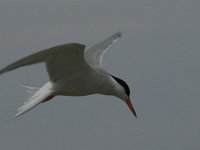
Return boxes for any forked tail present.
[15,81,54,117]
[0,82,54,126]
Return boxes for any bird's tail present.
[18,84,39,97]
[15,81,54,117]
[0,82,54,126]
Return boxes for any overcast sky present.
[0,0,200,150]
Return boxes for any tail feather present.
[19,84,39,92]
[15,82,54,117]
[19,84,39,101]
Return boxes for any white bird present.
[0,32,137,119]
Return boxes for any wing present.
[84,32,122,69]
[0,43,91,80]
[45,44,91,80]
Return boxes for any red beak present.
[125,96,137,118]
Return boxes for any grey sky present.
[0,0,200,150]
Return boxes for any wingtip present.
[107,32,122,43]
[113,32,122,38]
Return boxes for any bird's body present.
[53,69,112,96]
[0,32,137,118]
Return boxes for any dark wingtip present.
[112,32,122,38]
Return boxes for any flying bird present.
[0,32,137,119]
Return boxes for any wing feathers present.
[0,43,85,76]
[84,32,122,68]
[0,48,50,75]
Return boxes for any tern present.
[0,32,137,119]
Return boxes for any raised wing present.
[84,32,122,69]
[45,44,91,80]
[0,43,90,80]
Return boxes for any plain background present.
[0,0,200,150]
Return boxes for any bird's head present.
[111,75,137,118]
